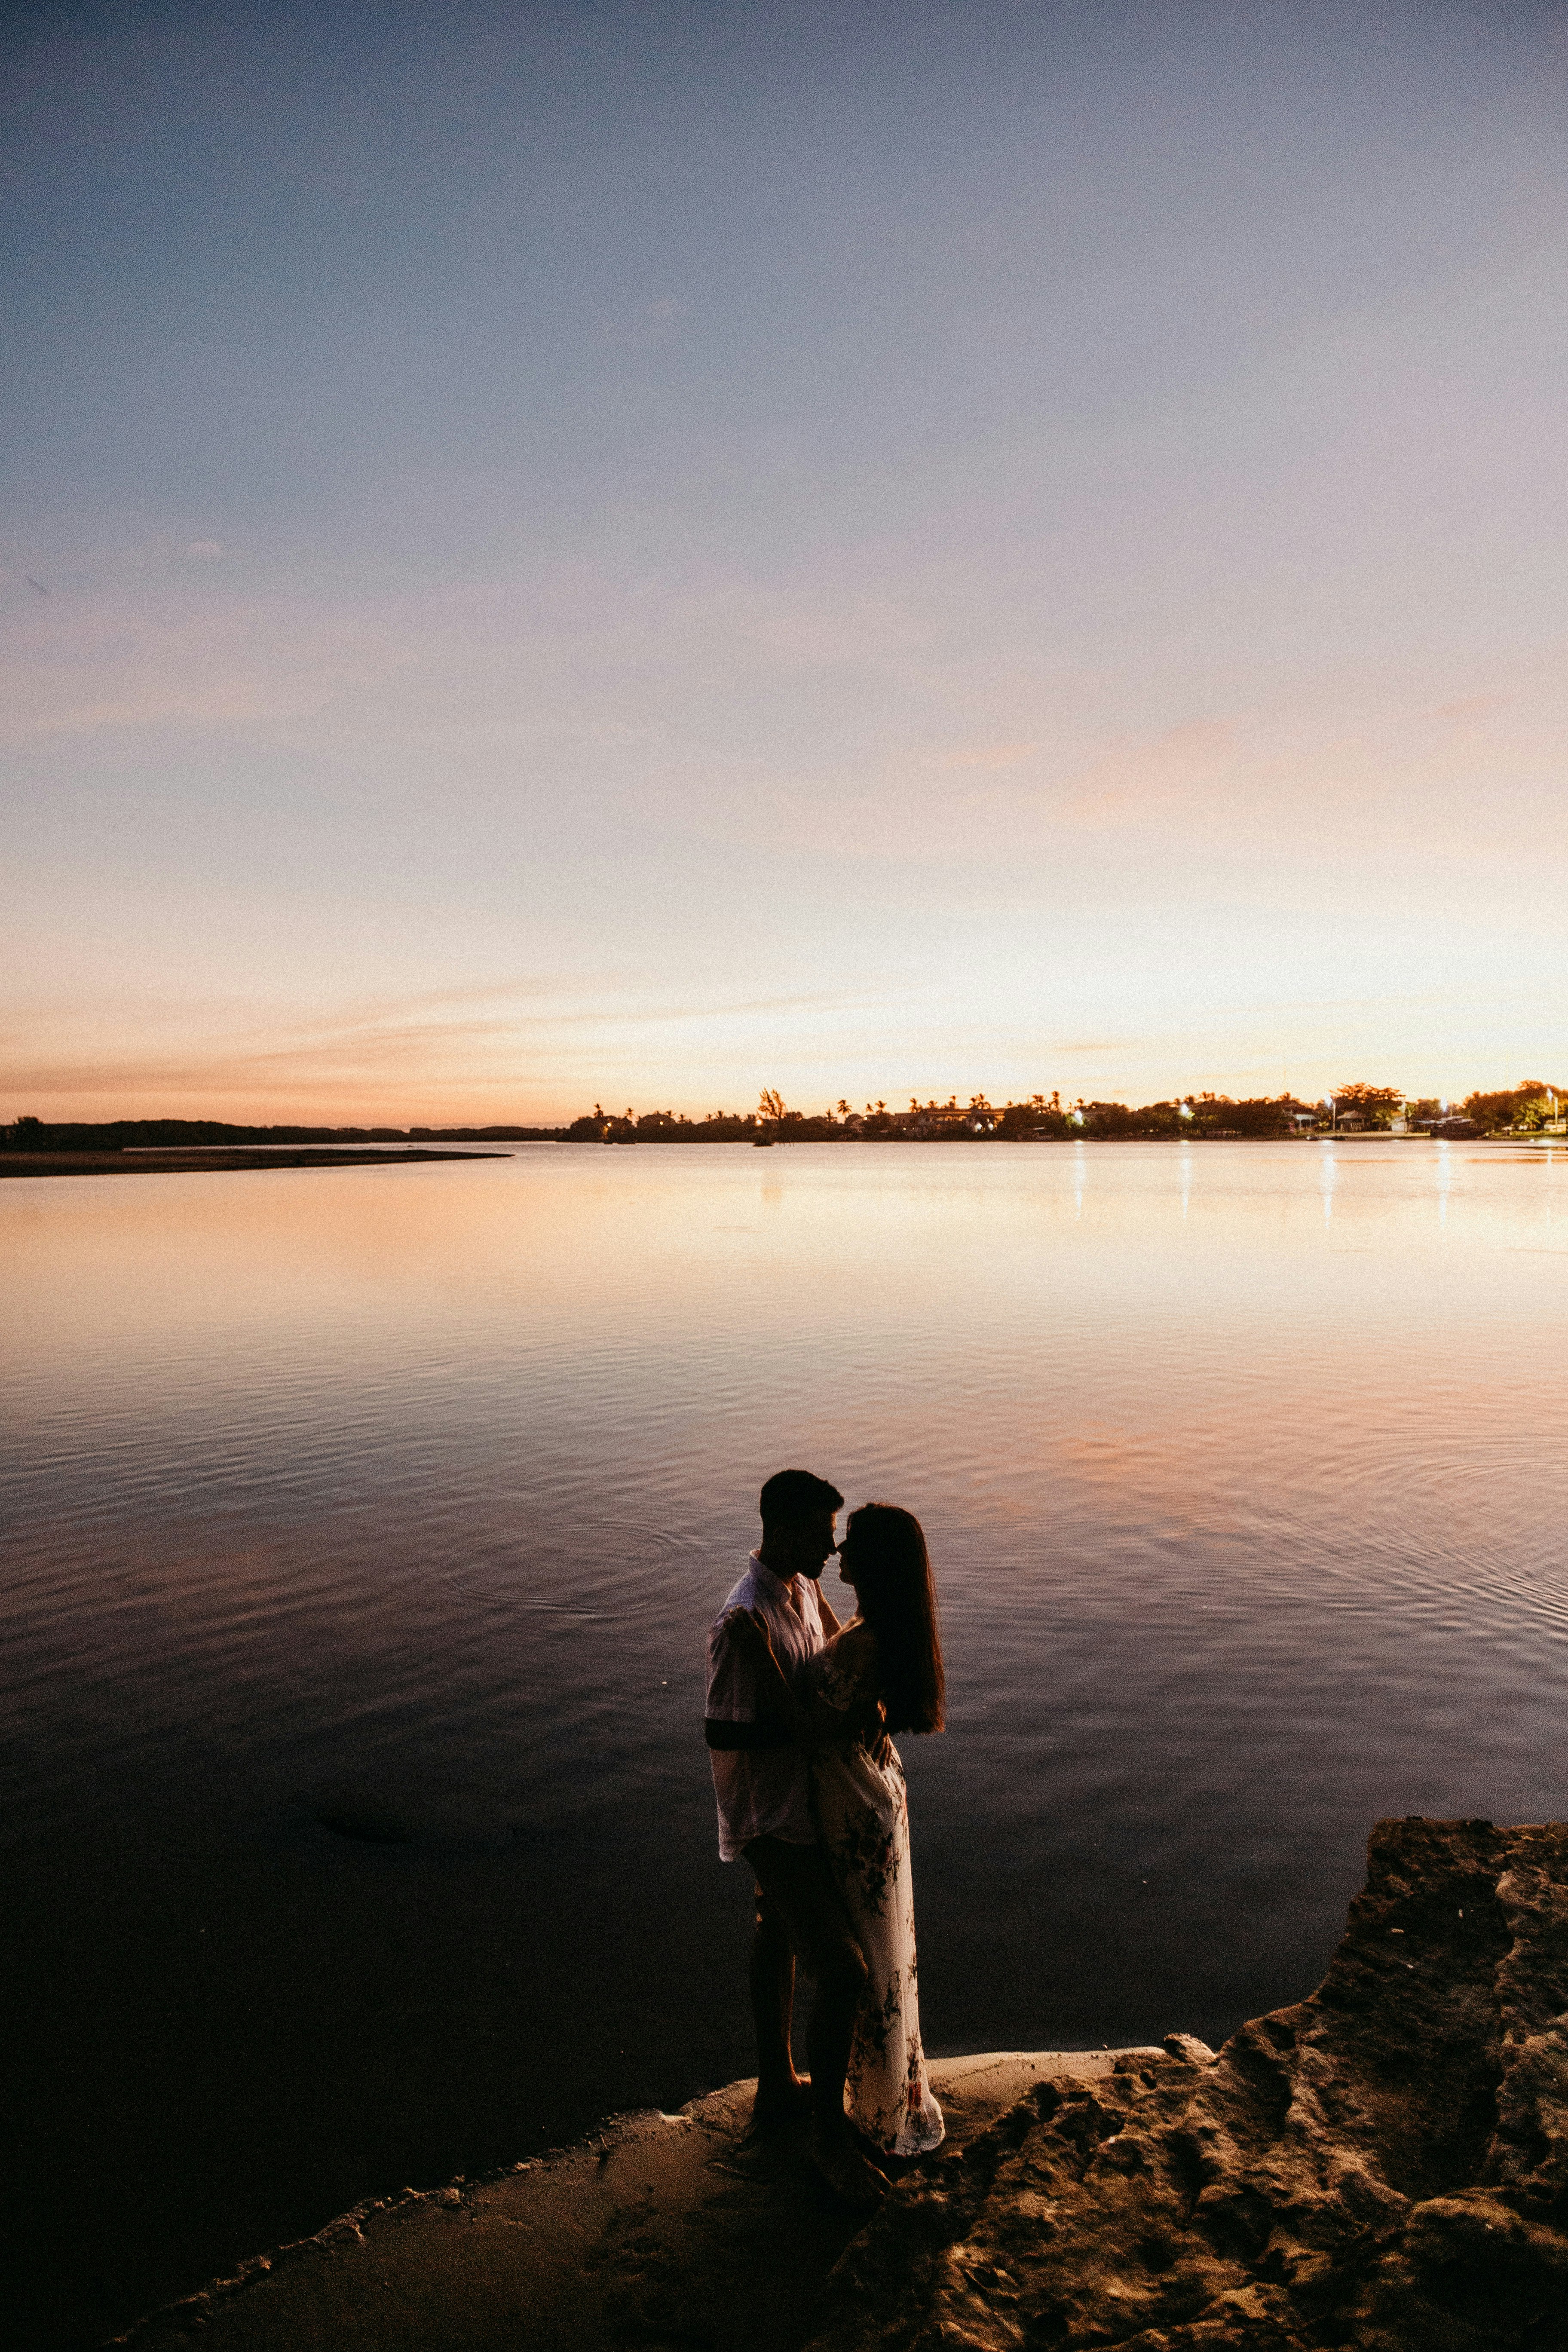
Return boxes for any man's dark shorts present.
[744,1833,864,1979]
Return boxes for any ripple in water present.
[445,1520,710,1620]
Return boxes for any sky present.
[4,0,1567,1124]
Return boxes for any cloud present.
[634,713,1248,863]
[0,578,415,742]
[1057,718,1238,827]
[0,973,897,1112]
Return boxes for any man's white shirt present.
[705,1552,826,1861]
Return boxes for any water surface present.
[6,1139,1567,2345]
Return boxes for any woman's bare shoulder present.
[830,1619,878,1668]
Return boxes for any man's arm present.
[704,1606,796,1751]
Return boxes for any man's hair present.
[759,1467,844,1531]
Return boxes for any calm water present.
[6,1139,1568,2345]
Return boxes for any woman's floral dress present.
[807,1636,945,2156]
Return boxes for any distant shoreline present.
[0,1147,509,1180]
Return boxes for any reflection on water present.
[5,1139,1568,2346]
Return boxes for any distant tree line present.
[566,1078,1568,1141]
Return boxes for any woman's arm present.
[723,1612,876,1753]
[815,1583,844,1638]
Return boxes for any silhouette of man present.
[704,1469,887,2205]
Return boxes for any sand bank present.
[0,1149,506,1179]
[113,2051,1131,2352]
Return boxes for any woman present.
[730,1502,946,2162]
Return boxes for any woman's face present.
[836,1530,861,1592]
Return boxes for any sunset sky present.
[4,1,1566,1124]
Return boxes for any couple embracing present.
[704,1469,946,2208]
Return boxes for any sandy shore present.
[115,2051,1140,2352]
[0,1149,507,1179]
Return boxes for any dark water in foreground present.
[6,1138,1568,2346]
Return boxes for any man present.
[704,1469,888,2206]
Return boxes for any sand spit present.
[0,1149,507,1179]
[110,2053,1129,2352]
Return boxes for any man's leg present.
[748,1880,809,2124]
[744,1836,886,2205]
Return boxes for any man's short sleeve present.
[704,1614,758,1724]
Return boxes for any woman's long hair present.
[848,1503,945,1736]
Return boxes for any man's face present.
[774,1508,839,1580]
